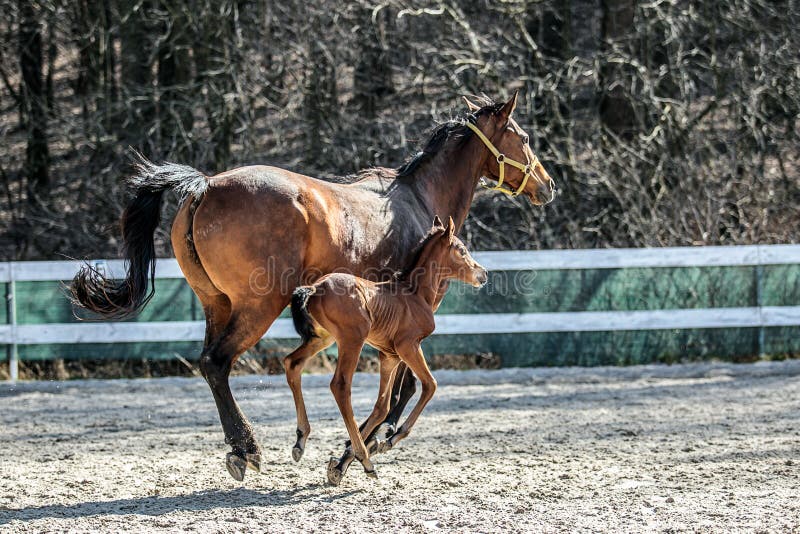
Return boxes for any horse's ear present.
[462,96,481,112]
[432,215,444,229]
[447,216,456,237]
[497,90,518,122]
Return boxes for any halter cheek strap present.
[465,121,540,197]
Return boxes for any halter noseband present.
[465,121,540,197]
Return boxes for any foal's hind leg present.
[283,334,334,461]
[327,338,375,486]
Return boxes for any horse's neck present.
[411,136,487,230]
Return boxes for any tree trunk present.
[157,3,193,158]
[98,0,118,131]
[195,1,239,169]
[18,0,49,200]
[353,6,393,119]
[119,0,155,150]
[599,0,636,136]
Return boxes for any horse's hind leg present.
[283,334,334,461]
[200,299,286,481]
[360,353,402,446]
[372,363,417,442]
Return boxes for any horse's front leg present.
[283,335,335,461]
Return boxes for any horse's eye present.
[521,135,529,145]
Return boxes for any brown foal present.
[288,217,487,485]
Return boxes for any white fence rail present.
[4,244,800,282]
[3,244,800,381]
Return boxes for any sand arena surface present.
[1,361,799,532]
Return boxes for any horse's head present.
[465,91,555,205]
[428,216,488,288]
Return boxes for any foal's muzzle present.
[475,269,489,287]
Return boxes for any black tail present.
[291,286,318,343]
[70,155,208,319]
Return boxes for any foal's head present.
[465,91,555,205]
[417,216,488,288]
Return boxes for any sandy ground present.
[1,361,799,533]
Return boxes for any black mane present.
[396,98,503,178]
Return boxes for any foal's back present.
[304,273,433,355]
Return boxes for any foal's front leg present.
[379,341,437,453]
[333,352,402,477]
[283,335,334,461]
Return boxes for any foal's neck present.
[405,246,448,308]
[411,135,489,230]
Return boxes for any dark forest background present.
[1,0,798,261]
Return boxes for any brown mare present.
[71,91,554,482]
[288,216,487,485]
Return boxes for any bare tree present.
[17,0,48,200]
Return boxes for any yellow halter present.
[465,121,539,197]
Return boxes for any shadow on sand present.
[0,484,359,525]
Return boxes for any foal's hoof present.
[225,452,261,482]
[327,457,344,486]
[365,467,378,479]
[292,445,304,462]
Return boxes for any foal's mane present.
[394,225,447,283]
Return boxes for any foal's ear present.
[432,215,444,230]
[447,216,456,237]
[462,96,481,112]
[497,89,519,122]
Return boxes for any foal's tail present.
[70,155,208,319]
[291,286,318,344]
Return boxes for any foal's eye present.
[521,135,529,145]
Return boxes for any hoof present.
[375,438,392,454]
[365,468,378,479]
[226,452,261,481]
[245,452,261,473]
[327,457,343,486]
[292,445,304,462]
[226,452,247,482]
[375,422,396,439]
